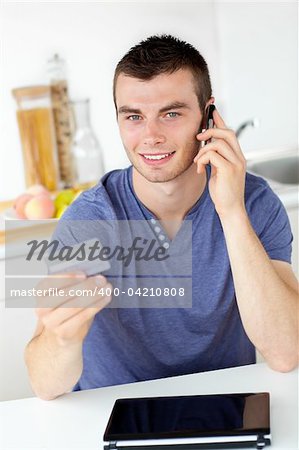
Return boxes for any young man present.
[25,35,298,400]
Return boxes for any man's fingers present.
[212,108,227,128]
[36,274,107,309]
[196,128,245,160]
[40,282,113,330]
[36,272,86,292]
[43,291,112,341]
[195,151,231,174]
[37,275,112,330]
[41,306,85,330]
[194,140,240,165]
[35,272,86,317]
[35,273,109,323]
[56,295,112,340]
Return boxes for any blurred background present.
[1,0,298,200]
[0,1,298,401]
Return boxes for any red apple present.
[24,194,55,219]
[14,193,34,219]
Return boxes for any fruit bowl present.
[2,207,58,222]
[9,184,84,221]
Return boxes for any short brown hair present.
[113,34,212,113]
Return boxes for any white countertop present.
[0,363,298,450]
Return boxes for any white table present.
[0,363,298,450]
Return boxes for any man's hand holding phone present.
[194,106,247,222]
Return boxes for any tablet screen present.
[104,393,270,441]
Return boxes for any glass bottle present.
[70,99,105,187]
[47,54,74,187]
[12,85,60,191]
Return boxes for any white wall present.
[1,1,297,201]
[1,1,220,200]
[215,0,298,152]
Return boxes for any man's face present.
[115,69,204,183]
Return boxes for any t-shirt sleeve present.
[246,177,293,264]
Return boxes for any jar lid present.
[12,85,51,101]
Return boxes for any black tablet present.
[103,392,271,450]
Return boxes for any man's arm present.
[194,107,298,372]
[25,273,112,400]
[25,321,85,400]
[220,210,298,372]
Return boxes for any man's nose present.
[143,120,166,146]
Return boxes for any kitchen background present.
[1,1,298,199]
[0,1,298,401]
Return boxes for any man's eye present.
[166,112,179,118]
[128,115,142,121]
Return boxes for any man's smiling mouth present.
[140,151,176,161]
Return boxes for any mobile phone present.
[103,392,271,450]
[200,103,216,146]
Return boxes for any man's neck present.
[132,164,207,222]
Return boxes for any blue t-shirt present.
[56,165,293,391]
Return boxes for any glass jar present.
[70,99,105,187]
[47,54,74,188]
[12,85,60,191]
